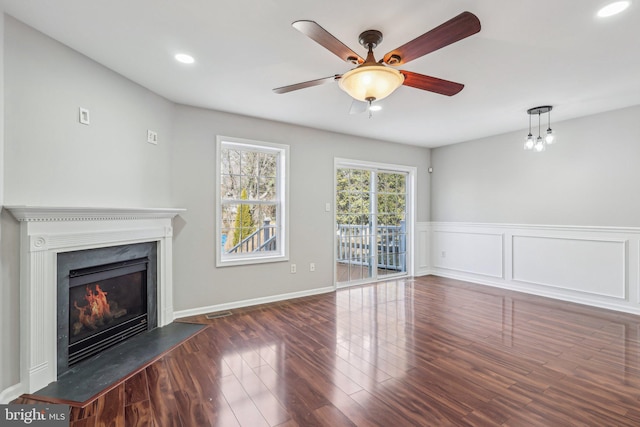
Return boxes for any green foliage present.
[336,169,406,226]
[233,188,256,246]
[376,172,406,226]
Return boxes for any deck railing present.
[226,219,405,271]
[336,221,406,271]
[227,219,276,253]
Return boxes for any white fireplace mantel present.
[7,206,185,394]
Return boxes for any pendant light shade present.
[524,113,535,150]
[545,129,555,144]
[544,109,556,144]
[524,135,535,150]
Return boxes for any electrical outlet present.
[147,130,158,145]
[310,262,316,272]
[441,251,447,258]
[325,203,331,212]
[290,264,297,274]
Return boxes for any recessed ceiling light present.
[597,1,631,17]
[174,53,195,64]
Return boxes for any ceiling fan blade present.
[401,71,464,96]
[383,11,480,66]
[273,75,340,94]
[292,20,364,64]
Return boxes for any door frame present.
[333,158,417,288]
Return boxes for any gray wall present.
[1,16,431,395]
[431,105,640,227]
[170,105,430,312]
[3,17,175,207]
[0,210,18,393]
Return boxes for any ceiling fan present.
[273,12,481,111]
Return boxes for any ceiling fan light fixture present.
[338,65,404,102]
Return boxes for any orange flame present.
[74,284,111,330]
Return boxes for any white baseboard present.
[0,383,25,404]
[174,286,335,319]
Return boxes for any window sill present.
[216,253,288,268]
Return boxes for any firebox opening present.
[67,258,149,367]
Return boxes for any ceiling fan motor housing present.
[358,30,383,49]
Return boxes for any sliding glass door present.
[335,162,410,287]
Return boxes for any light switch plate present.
[147,130,158,145]
[79,108,90,125]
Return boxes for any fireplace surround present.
[7,206,184,394]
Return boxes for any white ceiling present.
[2,0,639,147]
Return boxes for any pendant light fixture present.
[523,106,556,152]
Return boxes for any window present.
[216,136,289,266]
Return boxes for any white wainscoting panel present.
[415,222,431,276]
[432,230,504,279]
[512,235,626,299]
[427,222,640,316]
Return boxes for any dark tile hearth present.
[27,322,205,405]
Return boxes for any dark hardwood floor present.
[16,275,640,426]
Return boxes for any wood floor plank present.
[165,353,217,426]
[311,405,356,427]
[124,400,154,427]
[70,401,98,422]
[223,351,290,426]
[70,416,97,427]
[219,374,269,427]
[145,360,183,426]
[92,384,124,426]
[124,370,149,406]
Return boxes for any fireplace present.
[57,242,157,376]
[68,259,148,366]
[8,206,183,394]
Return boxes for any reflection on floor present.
[335,261,402,283]
[15,275,640,426]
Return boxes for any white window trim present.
[216,135,290,267]
[334,157,417,282]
